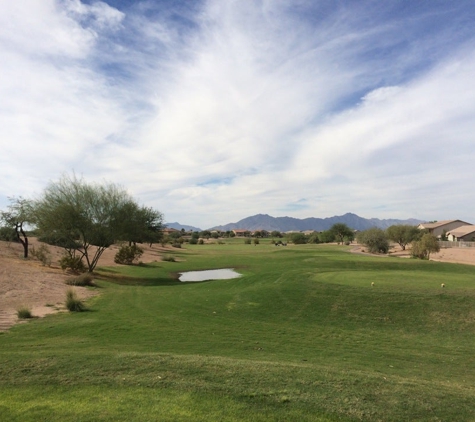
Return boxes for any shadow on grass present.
[95,271,181,287]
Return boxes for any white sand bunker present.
[179,269,241,282]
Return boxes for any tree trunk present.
[15,223,28,258]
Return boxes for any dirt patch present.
[351,243,475,266]
[0,238,178,332]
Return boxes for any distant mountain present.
[165,222,202,232]
[209,213,423,232]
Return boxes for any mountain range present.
[208,213,423,232]
[165,222,203,232]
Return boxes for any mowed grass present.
[1,241,475,421]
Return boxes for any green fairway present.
[1,241,475,421]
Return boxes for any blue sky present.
[1,0,475,229]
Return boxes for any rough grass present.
[65,289,87,312]
[1,241,475,421]
[65,273,96,287]
[16,306,33,319]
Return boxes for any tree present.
[0,197,34,258]
[356,228,389,254]
[318,230,335,243]
[307,232,321,244]
[411,234,440,260]
[329,223,354,244]
[386,225,421,250]
[289,232,307,244]
[115,203,163,246]
[34,174,157,273]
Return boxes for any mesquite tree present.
[0,197,34,258]
[34,174,162,272]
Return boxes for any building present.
[232,229,250,237]
[417,220,472,238]
[447,225,475,242]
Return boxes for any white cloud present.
[1,0,475,228]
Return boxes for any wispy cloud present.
[1,0,475,228]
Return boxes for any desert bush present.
[411,234,440,260]
[357,228,389,254]
[17,306,33,319]
[65,289,87,312]
[289,233,307,244]
[60,255,86,273]
[171,242,182,248]
[253,238,260,245]
[65,273,95,287]
[198,239,204,245]
[189,237,198,245]
[162,255,176,262]
[0,226,17,242]
[244,238,252,244]
[30,244,52,266]
[114,244,144,265]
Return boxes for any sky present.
[1,0,475,229]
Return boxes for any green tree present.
[115,202,163,246]
[0,197,34,258]
[386,225,420,250]
[356,228,389,254]
[34,174,156,273]
[307,232,321,244]
[318,230,335,243]
[329,223,354,244]
[289,232,307,244]
[411,234,440,260]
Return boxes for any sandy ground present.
[352,242,475,266]
[0,238,171,332]
[1,239,474,332]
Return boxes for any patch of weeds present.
[17,306,33,319]
[65,289,87,312]
[60,255,87,273]
[65,273,96,287]
[114,244,144,265]
[162,255,176,262]
[30,244,53,266]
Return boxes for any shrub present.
[114,244,144,265]
[289,233,307,244]
[65,273,95,287]
[171,242,182,248]
[65,289,87,312]
[198,239,204,245]
[60,255,87,273]
[411,234,440,260]
[253,238,260,245]
[189,238,198,245]
[162,255,176,262]
[17,306,33,319]
[244,238,252,244]
[357,228,389,254]
[30,244,52,266]
[0,226,17,242]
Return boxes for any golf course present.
[1,240,474,421]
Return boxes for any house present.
[232,229,250,237]
[418,220,472,238]
[163,228,180,236]
[447,225,475,242]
